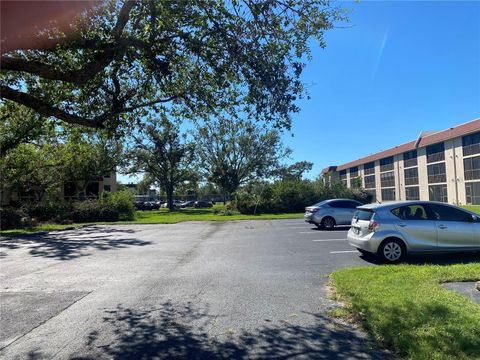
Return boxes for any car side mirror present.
[470,215,479,223]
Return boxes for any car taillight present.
[368,220,379,232]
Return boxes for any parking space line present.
[330,250,357,254]
[285,226,315,229]
[312,239,347,242]
[299,231,347,234]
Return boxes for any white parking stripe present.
[299,231,347,234]
[312,239,346,242]
[330,250,357,254]
[285,226,314,229]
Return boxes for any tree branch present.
[0,85,105,128]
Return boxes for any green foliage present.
[331,264,480,359]
[1,1,345,132]
[0,207,26,230]
[101,189,135,221]
[0,103,51,157]
[195,118,289,196]
[125,117,194,210]
[237,179,373,214]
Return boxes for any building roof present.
[335,118,480,171]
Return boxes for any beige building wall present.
[324,127,480,205]
[452,137,466,204]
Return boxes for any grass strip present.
[330,264,480,360]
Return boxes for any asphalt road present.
[0,220,393,359]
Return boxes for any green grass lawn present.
[0,207,303,236]
[330,264,480,360]
[463,205,480,214]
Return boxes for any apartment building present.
[321,119,480,205]
[0,171,117,205]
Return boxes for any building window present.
[464,155,480,181]
[465,181,480,205]
[404,167,419,185]
[405,186,420,200]
[364,161,375,175]
[403,150,418,168]
[429,184,447,203]
[340,170,347,186]
[462,131,480,157]
[103,173,111,179]
[427,162,446,183]
[86,182,100,198]
[350,177,361,188]
[381,188,395,201]
[426,142,445,163]
[104,185,111,192]
[380,171,395,187]
[364,175,376,188]
[380,156,394,172]
[349,166,358,178]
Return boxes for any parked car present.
[194,200,213,208]
[348,201,480,263]
[161,200,183,208]
[304,199,363,229]
[180,201,195,208]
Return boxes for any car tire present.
[321,216,335,230]
[378,239,406,264]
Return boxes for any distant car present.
[180,201,195,208]
[304,199,363,229]
[161,200,182,208]
[348,201,480,263]
[194,200,213,208]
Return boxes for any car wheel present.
[378,239,406,264]
[321,216,335,230]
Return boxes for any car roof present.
[357,200,472,211]
[325,198,362,203]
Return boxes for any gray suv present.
[348,201,480,263]
[304,199,363,229]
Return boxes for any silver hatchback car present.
[304,199,363,229]
[348,201,480,263]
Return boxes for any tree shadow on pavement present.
[0,227,151,261]
[74,301,390,360]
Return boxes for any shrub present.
[237,179,374,215]
[25,200,72,222]
[101,190,135,221]
[0,207,26,230]
[71,200,105,223]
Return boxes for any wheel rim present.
[383,242,402,261]
[323,218,334,228]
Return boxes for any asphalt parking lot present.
[3,218,474,359]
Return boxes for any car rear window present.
[353,209,374,221]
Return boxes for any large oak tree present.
[1,0,344,132]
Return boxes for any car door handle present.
[438,224,447,229]
[398,223,407,227]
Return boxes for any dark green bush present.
[25,201,72,222]
[237,179,373,215]
[101,190,135,221]
[0,207,26,230]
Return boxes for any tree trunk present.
[166,186,174,211]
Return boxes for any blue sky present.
[284,0,480,179]
[119,0,480,184]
